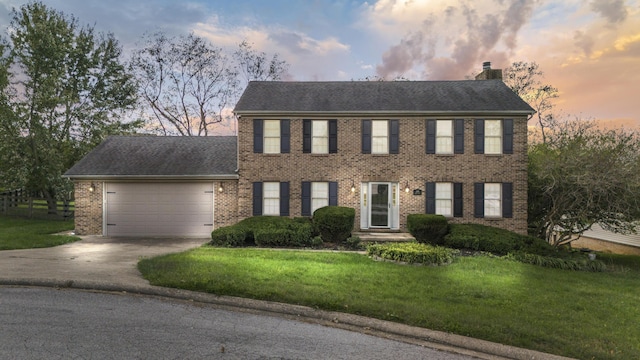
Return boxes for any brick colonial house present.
[65,64,534,237]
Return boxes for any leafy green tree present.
[0,2,139,213]
[528,118,640,246]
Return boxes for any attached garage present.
[64,136,238,237]
[105,182,214,237]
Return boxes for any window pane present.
[436,138,452,154]
[485,137,501,154]
[264,120,280,136]
[436,183,452,198]
[436,199,452,217]
[312,138,328,153]
[263,199,280,215]
[485,183,501,199]
[263,182,280,197]
[485,199,501,217]
[312,121,328,137]
[372,121,388,136]
[485,120,501,136]
[372,137,388,154]
[264,138,280,153]
[436,120,452,136]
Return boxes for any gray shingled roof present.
[64,136,237,179]
[234,80,534,115]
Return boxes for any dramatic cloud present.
[372,0,538,80]
[590,0,628,25]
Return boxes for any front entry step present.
[352,232,415,243]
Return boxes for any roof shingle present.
[234,80,534,115]
[64,136,237,178]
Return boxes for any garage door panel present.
[105,182,214,237]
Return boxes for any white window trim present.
[263,120,281,154]
[263,182,280,215]
[436,120,453,154]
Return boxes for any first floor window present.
[311,182,329,213]
[484,183,502,217]
[435,182,453,216]
[263,182,280,215]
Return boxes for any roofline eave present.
[233,110,535,118]
[63,174,240,181]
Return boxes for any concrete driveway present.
[0,236,208,287]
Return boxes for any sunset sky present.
[1,0,639,128]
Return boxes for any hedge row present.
[210,216,316,247]
[367,242,458,266]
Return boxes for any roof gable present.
[234,80,535,115]
[64,136,237,179]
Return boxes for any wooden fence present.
[0,189,74,220]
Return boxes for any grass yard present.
[139,247,640,360]
[0,215,79,250]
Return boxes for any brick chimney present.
[475,61,502,80]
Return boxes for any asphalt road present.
[0,287,475,360]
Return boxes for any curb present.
[1,278,575,360]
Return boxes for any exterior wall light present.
[89,183,95,192]
[404,182,410,193]
[218,183,224,193]
[350,182,356,193]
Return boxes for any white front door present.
[360,182,399,230]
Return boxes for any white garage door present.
[105,182,214,237]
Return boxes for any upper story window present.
[436,120,453,154]
[253,119,290,154]
[474,119,513,155]
[484,120,502,154]
[303,119,337,154]
[426,119,464,154]
[264,120,281,154]
[362,119,399,154]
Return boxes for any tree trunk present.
[44,190,58,215]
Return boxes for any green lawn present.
[139,247,640,360]
[0,215,79,250]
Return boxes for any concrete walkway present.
[0,236,574,360]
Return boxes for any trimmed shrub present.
[507,252,607,272]
[344,236,362,250]
[367,242,458,266]
[443,223,553,256]
[407,214,449,245]
[210,226,246,247]
[210,216,315,248]
[313,206,355,243]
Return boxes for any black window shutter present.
[474,119,484,154]
[280,182,290,216]
[301,182,311,216]
[503,119,513,154]
[280,119,290,153]
[502,182,513,218]
[454,119,465,154]
[426,120,436,154]
[453,183,463,217]
[303,120,311,153]
[389,120,399,154]
[329,182,338,206]
[474,183,484,218]
[253,119,263,153]
[329,120,338,153]
[362,120,371,154]
[252,182,262,216]
[425,182,435,214]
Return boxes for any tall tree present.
[0,2,139,212]
[503,61,558,143]
[130,33,288,136]
[528,117,640,246]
